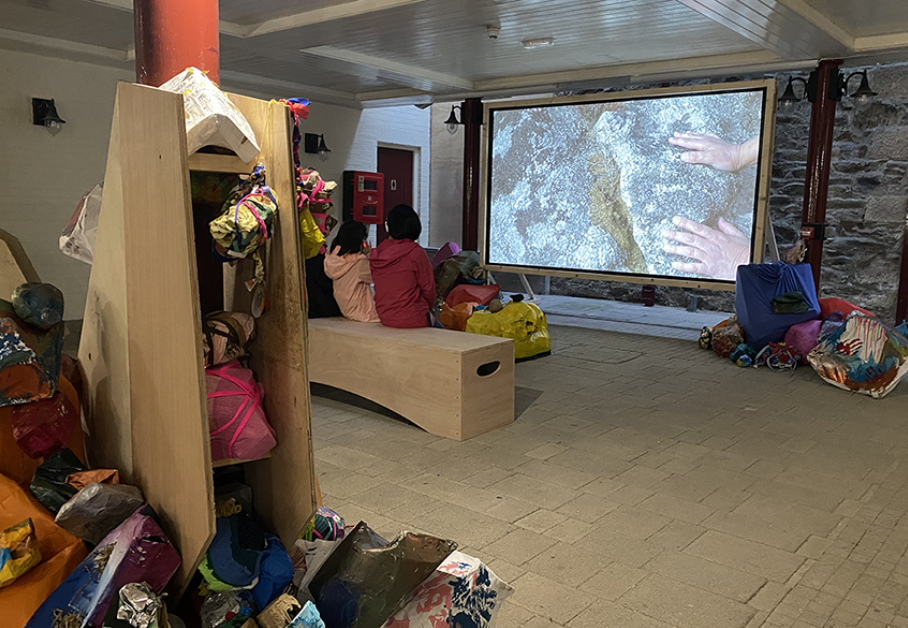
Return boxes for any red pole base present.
[134,0,220,87]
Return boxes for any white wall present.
[429,103,464,247]
[300,102,431,247]
[0,48,431,319]
[0,48,133,319]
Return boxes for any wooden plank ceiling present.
[1,0,907,106]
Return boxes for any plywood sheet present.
[227,93,317,546]
[80,83,215,594]
[0,229,40,300]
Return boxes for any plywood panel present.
[80,83,215,594]
[227,94,317,546]
[79,95,133,477]
[0,229,40,301]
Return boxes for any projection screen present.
[482,80,776,289]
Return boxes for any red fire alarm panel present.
[343,171,385,225]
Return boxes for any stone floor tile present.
[647,521,707,552]
[516,458,600,489]
[798,536,834,560]
[568,600,675,628]
[483,528,559,566]
[556,493,620,523]
[483,496,543,523]
[686,531,807,583]
[603,484,655,505]
[614,465,672,489]
[749,582,793,612]
[579,561,647,600]
[485,557,527,584]
[347,482,423,513]
[618,573,756,628]
[595,507,672,541]
[460,465,515,489]
[526,442,571,460]
[638,493,716,525]
[487,474,580,510]
[516,509,569,533]
[579,476,624,497]
[410,503,513,550]
[526,541,610,587]
[496,601,538,628]
[511,572,595,623]
[734,495,843,538]
[558,517,596,544]
[524,616,563,628]
[646,551,767,602]
[702,510,811,552]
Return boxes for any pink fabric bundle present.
[784,319,823,364]
[206,362,276,462]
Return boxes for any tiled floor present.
[311,321,908,628]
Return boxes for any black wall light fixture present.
[779,68,877,106]
[32,98,66,136]
[444,105,463,135]
[304,133,331,162]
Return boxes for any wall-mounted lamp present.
[779,69,877,107]
[444,105,463,135]
[304,133,331,162]
[32,98,66,136]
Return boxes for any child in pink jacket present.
[324,220,380,323]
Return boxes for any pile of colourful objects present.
[432,243,551,360]
[698,261,908,399]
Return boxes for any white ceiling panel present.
[220,0,356,27]
[2,0,908,104]
[3,0,134,50]
[802,0,908,38]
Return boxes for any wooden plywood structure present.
[308,318,515,441]
[79,83,316,594]
[0,229,40,300]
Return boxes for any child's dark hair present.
[386,204,421,241]
[331,220,368,255]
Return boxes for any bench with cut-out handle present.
[308,318,515,440]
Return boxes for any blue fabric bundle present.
[735,262,820,350]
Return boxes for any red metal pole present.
[134,0,220,86]
[801,59,842,293]
[461,98,483,251]
[895,200,908,323]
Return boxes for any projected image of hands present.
[487,89,765,282]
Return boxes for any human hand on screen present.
[662,216,750,281]
[668,133,759,173]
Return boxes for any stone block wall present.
[552,63,908,321]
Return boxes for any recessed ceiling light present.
[522,38,555,49]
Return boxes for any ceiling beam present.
[672,0,852,60]
[854,32,908,53]
[218,70,358,106]
[303,46,474,91]
[244,0,432,38]
[474,50,790,92]
[0,27,132,61]
[80,0,246,37]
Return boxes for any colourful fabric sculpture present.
[711,320,745,359]
[384,552,513,628]
[209,164,277,293]
[807,312,908,398]
[0,299,63,408]
[0,518,41,588]
[466,300,551,360]
[301,506,345,542]
[755,342,800,371]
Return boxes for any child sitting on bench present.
[324,220,380,323]
[370,205,437,328]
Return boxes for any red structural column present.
[801,59,843,293]
[896,200,908,322]
[461,98,483,251]
[134,0,220,86]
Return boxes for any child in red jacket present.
[370,205,436,328]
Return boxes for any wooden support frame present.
[79,83,315,594]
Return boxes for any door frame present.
[378,142,423,245]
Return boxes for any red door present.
[377,147,414,243]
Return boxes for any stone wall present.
[552,63,908,321]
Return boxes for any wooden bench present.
[308,318,515,440]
